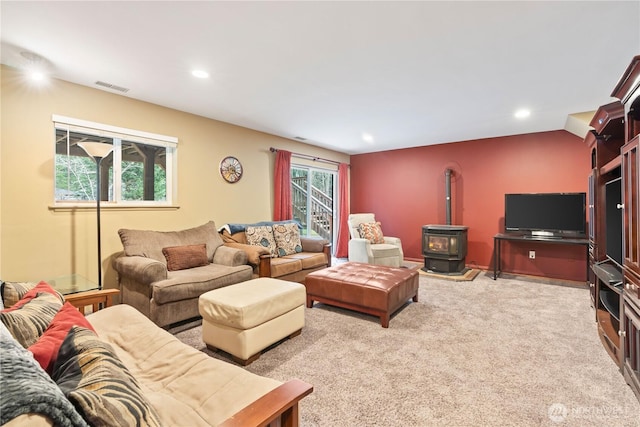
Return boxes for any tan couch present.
[113,221,253,327]
[220,221,331,283]
[3,301,313,427]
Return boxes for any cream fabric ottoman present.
[198,278,306,365]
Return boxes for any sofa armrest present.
[323,242,332,267]
[258,254,272,278]
[299,238,332,267]
[224,242,270,266]
[213,245,248,266]
[383,236,402,247]
[383,236,404,256]
[348,238,373,262]
[113,255,167,285]
[300,237,328,253]
[65,289,120,315]
[219,379,313,427]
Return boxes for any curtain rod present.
[269,147,349,166]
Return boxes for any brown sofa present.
[113,221,253,327]
[1,290,312,427]
[220,221,331,283]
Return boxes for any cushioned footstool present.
[198,278,306,365]
[305,262,419,328]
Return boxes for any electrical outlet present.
[529,250,535,259]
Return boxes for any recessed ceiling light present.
[20,51,48,82]
[514,109,531,119]
[192,70,209,79]
[29,71,45,81]
[362,132,374,143]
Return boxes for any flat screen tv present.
[504,192,586,237]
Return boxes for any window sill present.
[49,204,180,212]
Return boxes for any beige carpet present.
[172,273,640,426]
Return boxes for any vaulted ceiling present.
[1,1,639,154]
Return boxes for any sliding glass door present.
[291,165,336,247]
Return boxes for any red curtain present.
[335,162,350,258]
[273,149,292,221]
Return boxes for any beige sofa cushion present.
[285,252,328,270]
[118,221,223,264]
[87,304,282,427]
[371,244,405,258]
[199,278,306,329]
[270,257,303,278]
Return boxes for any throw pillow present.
[29,302,95,374]
[53,326,162,427]
[220,229,248,245]
[162,243,209,271]
[0,322,89,427]
[1,280,47,309]
[273,222,303,256]
[3,281,64,309]
[358,222,385,244]
[245,225,279,257]
[1,281,65,348]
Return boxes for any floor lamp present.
[77,142,114,290]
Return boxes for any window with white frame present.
[53,115,177,206]
[290,164,337,246]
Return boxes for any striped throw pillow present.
[53,326,162,427]
[1,282,65,348]
[1,281,38,308]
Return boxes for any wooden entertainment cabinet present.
[588,55,640,402]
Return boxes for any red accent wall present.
[350,130,590,281]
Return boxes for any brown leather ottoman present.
[305,262,419,328]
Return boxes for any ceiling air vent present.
[95,81,130,93]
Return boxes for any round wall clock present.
[219,156,243,183]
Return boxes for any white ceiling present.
[1,1,639,155]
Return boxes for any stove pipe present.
[445,169,452,225]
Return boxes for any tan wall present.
[0,65,349,287]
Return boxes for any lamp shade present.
[77,142,113,159]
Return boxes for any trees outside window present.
[53,116,176,206]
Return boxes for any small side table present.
[46,274,99,295]
[46,274,119,314]
[65,289,120,315]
